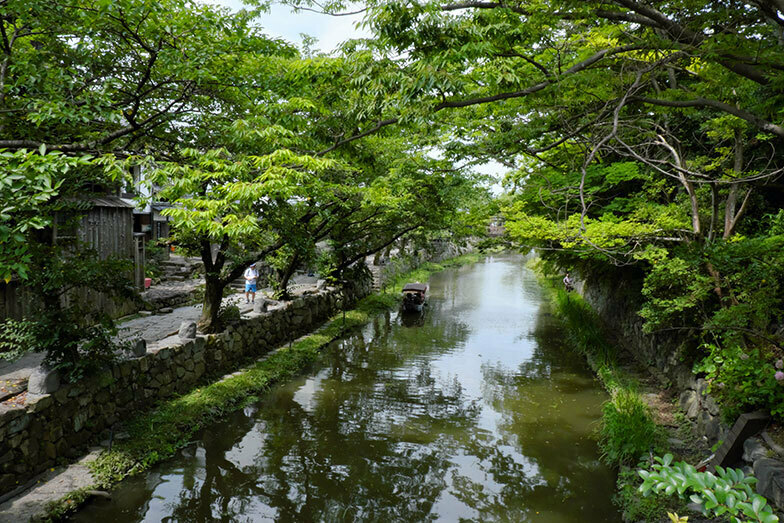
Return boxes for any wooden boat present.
[401,282,428,313]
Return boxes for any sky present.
[195,0,510,191]
[196,0,370,53]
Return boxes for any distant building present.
[488,216,506,237]
[119,165,171,246]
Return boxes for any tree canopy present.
[3,0,784,418]
[320,0,784,418]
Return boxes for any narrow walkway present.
[0,450,102,522]
[116,291,251,344]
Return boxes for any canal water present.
[73,255,621,522]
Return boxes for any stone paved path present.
[0,353,44,383]
[0,450,102,522]
[116,275,318,344]
[115,291,250,344]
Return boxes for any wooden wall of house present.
[77,205,134,260]
[69,205,137,318]
[0,280,32,320]
[0,204,137,321]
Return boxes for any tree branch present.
[318,44,642,155]
[634,96,784,139]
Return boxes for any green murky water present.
[72,255,621,522]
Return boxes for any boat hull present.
[402,301,424,313]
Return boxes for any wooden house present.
[120,165,171,248]
[0,196,143,320]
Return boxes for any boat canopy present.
[402,283,427,292]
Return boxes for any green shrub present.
[33,310,124,382]
[600,388,660,466]
[21,244,137,381]
[0,318,36,361]
[694,343,784,421]
[216,303,241,330]
[638,454,779,523]
[615,467,680,522]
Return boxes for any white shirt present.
[244,267,259,285]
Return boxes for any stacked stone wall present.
[374,241,474,289]
[0,279,371,495]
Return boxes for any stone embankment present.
[0,278,371,497]
[577,270,784,511]
[371,240,473,290]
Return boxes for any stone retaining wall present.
[374,241,474,289]
[0,279,371,495]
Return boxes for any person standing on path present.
[244,262,259,303]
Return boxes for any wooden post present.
[708,410,770,472]
[134,233,146,290]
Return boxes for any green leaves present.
[638,455,778,522]
[693,343,784,421]
[155,147,342,244]
[0,149,116,281]
[599,388,660,466]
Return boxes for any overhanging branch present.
[634,96,784,139]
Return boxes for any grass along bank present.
[41,253,482,521]
[534,262,662,468]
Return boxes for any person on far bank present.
[563,272,574,292]
[244,262,259,303]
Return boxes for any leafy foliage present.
[33,310,122,383]
[694,344,784,421]
[0,149,121,281]
[638,454,779,523]
[615,467,681,522]
[20,243,137,381]
[0,318,36,361]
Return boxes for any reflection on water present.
[72,255,621,522]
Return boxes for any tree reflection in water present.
[154,313,477,522]
[450,306,616,522]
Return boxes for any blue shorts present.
[245,282,257,293]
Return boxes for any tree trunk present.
[683,174,701,237]
[275,253,299,300]
[723,129,751,239]
[658,135,701,237]
[708,182,719,242]
[198,275,224,332]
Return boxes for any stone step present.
[160,260,187,268]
